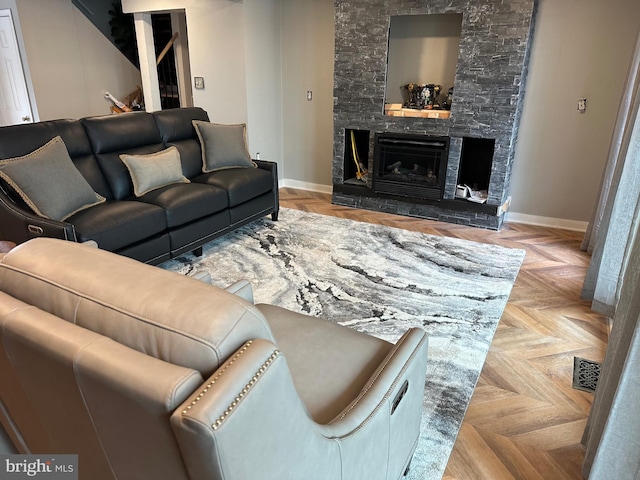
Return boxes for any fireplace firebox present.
[373,133,449,200]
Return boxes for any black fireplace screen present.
[373,133,449,200]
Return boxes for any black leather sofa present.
[0,107,279,265]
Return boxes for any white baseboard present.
[279,181,588,232]
[505,212,588,232]
[281,179,333,194]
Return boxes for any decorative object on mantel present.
[442,87,454,110]
[386,83,450,117]
[402,82,444,109]
[161,208,525,480]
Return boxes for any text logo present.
[0,455,77,479]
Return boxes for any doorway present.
[0,9,33,126]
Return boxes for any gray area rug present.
[160,208,525,479]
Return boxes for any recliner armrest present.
[171,329,428,480]
[323,327,428,435]
[171,338,342,480]
[224,279,254,303]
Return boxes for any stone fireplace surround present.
[332,0,538,229]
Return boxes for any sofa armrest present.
[254,160,279,220]
[0,189,77,244]
[253,159,277,173]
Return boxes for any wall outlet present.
[307,90,313,101]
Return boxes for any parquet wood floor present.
[279,187,608,480]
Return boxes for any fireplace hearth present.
[373,133,448,201]
[331,0,539,230]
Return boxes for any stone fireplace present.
[332,0,539,229]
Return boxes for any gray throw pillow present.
[192,120,256,172]
[120,146,190,197]
[0,136,105,221]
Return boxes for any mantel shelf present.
[384,104,451,119]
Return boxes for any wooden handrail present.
[156,32,179,66]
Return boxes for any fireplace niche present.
[332,0,538,230]
[384,13,462,118]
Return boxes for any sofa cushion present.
[194,167,273,207]
[66,200,167,251]
[153,107,210,144]
[137,182,229,228]
[168,139,205,179]
[0,136,105,221]
[82,112,165,200]
[192,121,256,172]
[0,238,276,377]
[152,108,210,179]
[120,146,190,197]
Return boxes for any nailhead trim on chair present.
[211,349,280,430]
[181,340,254,416]
[179,339,281,431]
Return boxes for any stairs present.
[72,0,180,109]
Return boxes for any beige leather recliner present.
[0,238,428,480]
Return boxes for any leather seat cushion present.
[67,200,167,251]
[194,167,273,207]
[137,183,229,228]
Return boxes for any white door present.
[0,10,33,126]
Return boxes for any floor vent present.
[573,357,601,393]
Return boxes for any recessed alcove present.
[384,13,462,115]
[457,137,495,192]
[343,129,370,186]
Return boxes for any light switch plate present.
[578,98,587,113]
[194,77,205,89]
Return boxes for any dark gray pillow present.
[120,146,190,197]
[0,136,105,221]
[192,120,256,172]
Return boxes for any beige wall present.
[244,0,283,174]
[280,0,334,189]
[509,0,640,224]
[124,0,248,123]
[184,2,247,124]
[15,0,141,121]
